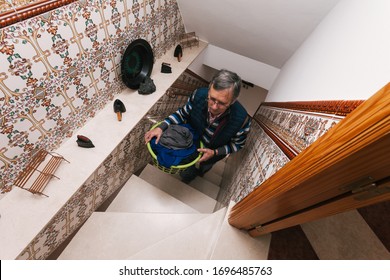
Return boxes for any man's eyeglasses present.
[206,97,230,108]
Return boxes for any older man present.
[144,69,251,183]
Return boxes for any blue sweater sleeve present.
[158,90,196,130]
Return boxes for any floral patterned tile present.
[255,106,342,154]
[0,0,13,14]
[0,0,185,193]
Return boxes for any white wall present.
[188,48,216,81]
[203,45,280,90]
[189,45,269,116]
[266,0,390,102]
[237,85,268,117]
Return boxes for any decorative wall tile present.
[255,106,343,156]
[0,0,13,14]
[0,0,185,194]
[219,121,290,205]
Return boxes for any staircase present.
[57,160,271,260]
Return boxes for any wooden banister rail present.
[184,69,210,85]
[167,80,201,97]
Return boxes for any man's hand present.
[144,127,163,144]
[197,148,216,162]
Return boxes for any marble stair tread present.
[201,169,223,186]
[301,210,390,260]
[140,164,217,213]
[187,176,221,200]
[106,175,198,214]
[211,159,226,177]
[127,207,227,259]
[171,172,221,199]
[58,212,208,260]
[210,201,271,260]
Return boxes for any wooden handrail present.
[184,69,210,85]
[171,80,198,92]
[261,100,364,116]
[167,70,209,97]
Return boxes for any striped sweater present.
[159,88,251,156]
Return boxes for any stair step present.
[211,159,226,177]
[301,210,390,259]
[210,201,271,259]
[106,175,198,214]
[187,176,221,200]
[201,169,223,186]
[58,212,208,260]
[140,164,217,213]
[128,207,228,259]
[171,171,221,199]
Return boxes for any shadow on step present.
[267,225,319,260]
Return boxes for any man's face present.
[207,85,235,116]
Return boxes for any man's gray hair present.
[210,69,242,99]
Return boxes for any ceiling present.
[176,0,341,69]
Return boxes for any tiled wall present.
[219,120,290,205]
[0,0,185,194]
[218,102,361,206]
[0,0,37,13]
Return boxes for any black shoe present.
[113,99,126,121]
[180,166,198,183]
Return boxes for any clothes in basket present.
[150,123,200,168]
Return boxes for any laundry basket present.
[146,122,204,174]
